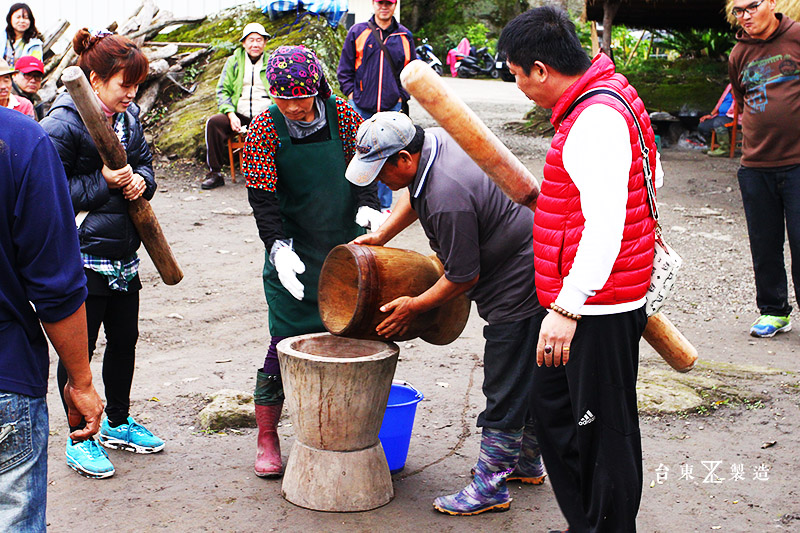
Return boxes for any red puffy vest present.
[534,53,656,308]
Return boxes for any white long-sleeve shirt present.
[555,103,663,316]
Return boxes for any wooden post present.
[624,30,646,68]
[590,21,600,57]
[60,66,183,286]
[42,19,70,55]
[602,0,621,58]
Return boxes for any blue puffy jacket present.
[41,93,156,260]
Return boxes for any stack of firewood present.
[38,0,209,116]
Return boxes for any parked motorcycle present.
[455,47,498,78]
[495,52,515,82]
[415,42,443,76]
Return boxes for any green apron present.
[263,96,365,337]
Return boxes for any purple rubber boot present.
[507,425,547,484]
[433,427,523,515]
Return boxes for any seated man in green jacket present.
[202,22,270,190]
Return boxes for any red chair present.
[709,93,741,158]
[227,134,245,182]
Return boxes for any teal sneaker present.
[99,417,165,454]
[750,315,791,338]
[66,438,115,479]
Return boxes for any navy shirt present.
[409,128,541,324]
[0,108,87,397]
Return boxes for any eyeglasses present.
[22,72,43,81]
[732,0,765,18]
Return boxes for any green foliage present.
[466,23,499,54]
[426,22,497,55]
[565,16,733,114]
[410,0,527,65]
[658,29,735,61]
[151,6,347,160]
[572,16,594,53]
[618,58,729,113]
[183,62,201,84]
[743,399,765,410]
[154,7,251,61]
[143,104,169,127]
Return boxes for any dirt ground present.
[45,78,800,532]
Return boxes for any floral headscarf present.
[265,45,332,100]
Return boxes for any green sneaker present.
[707,147,729,157]
[749,315,791,338]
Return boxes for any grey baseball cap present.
[346,112,416,186]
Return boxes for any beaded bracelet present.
[550,302,581,321]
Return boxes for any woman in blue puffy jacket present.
[41,29,164,480]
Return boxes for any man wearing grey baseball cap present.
[347,112,549,516]
[201,22,271,190]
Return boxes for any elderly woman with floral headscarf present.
[243,45,380,478]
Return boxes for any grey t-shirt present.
[409,128,541,324]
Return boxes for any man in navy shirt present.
[0,107,103,531]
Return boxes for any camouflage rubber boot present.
[507,425,547,484]
[707,126,730,157]
[433,427,523,516]
[253,370,284,478]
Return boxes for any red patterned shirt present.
[244,95,362,191]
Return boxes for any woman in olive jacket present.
[41,29,163,480]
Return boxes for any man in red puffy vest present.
[499,7,661,532]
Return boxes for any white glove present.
[274,246,306,300]
[355,206,390,232]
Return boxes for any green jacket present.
[216,47,270,114]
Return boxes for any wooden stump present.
[277,333,399,512]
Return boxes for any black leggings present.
[57,290,140,431]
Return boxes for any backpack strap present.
[367,20,406,102]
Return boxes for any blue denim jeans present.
[0,392,48,533]
[348,99,400,210]
[738,164,800,316]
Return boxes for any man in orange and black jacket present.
[337,0,414,119]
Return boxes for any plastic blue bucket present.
[379,381,423,473]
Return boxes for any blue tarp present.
[257,0,348,28]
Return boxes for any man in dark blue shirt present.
[0,107,103,531]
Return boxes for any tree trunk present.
[590,21,600,56]
[602,0,621,60]
[409,3,420,33]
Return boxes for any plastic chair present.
[709,105,741,158]
[227,134,245,182]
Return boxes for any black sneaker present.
[201,171,225,190]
